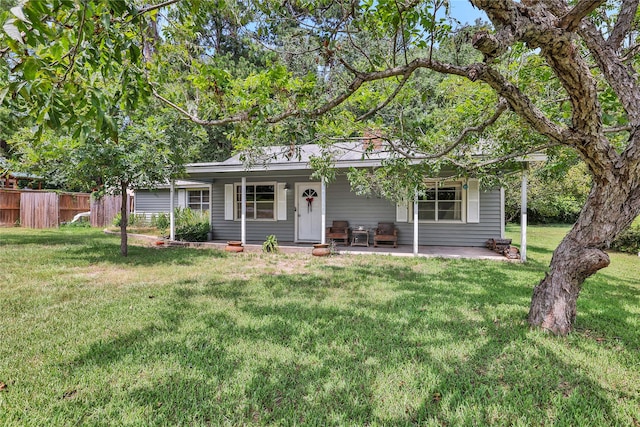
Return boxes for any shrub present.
[174,207,210,242]
[129,213,148,227]
[113,212,148,227]
[155,213,170,237]
[611,222,640,254]
[262,234,279,253]
[112,212,122,227]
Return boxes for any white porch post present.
[413,189,419,256]
[209,182,214,238]
[521,168,528,262]
[169,179,175,241]
[241,177,246,245]
[321,177,326,244]
[500,187,506,239]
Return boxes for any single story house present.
[134,143,536,254]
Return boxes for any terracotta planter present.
[312,243,330,257]
[225,241,244,253]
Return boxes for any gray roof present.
[185,142,547,177]
[186,142,398,174]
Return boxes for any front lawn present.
[0,226,638,426]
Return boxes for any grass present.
[0,225,638,426]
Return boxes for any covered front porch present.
[175,143,540,261]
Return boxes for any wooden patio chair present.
[374,222,398,248]
[326,220,351,245]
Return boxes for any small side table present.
[351,229,369,247]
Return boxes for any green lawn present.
[0,225,638,426]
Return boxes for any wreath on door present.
[302,188,318,213]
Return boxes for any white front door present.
[296,182,322,242]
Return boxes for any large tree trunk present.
[528,177,639,335]
[120,181,129,257]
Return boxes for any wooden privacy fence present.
[0,190,20,226]
[0,189,90,228]
[19,191,90,228]
[91,195,131,228]
[0,190,130,228]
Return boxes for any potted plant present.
[262,234,279,253]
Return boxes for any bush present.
[112,212,149,227]
[155,213,170,237]
[174,207,210,242]
[112,213,122,227]
[611,222,640,254]
[262,234,279,253]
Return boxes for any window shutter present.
[178,189,187,208]
[396,200,408,222]
[277,183,287,221]
[467,178,480,223]
[224,184,234,220]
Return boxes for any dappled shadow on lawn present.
[0,228,111,247]
[63,242,226,267]
[1,227,226,267]
[61,257,637,425]
[574,271,640,348]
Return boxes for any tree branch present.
[152,90,250,125]
[447,142,559,170]
[386,98,509,160]
[135,0,181,16]
[472,29,513,61]
[557,0,605,31]
[578,21,640,126]
[470,64,566,143]
[604,125,632,133]
[59,0,87,86]
[356,73,411,121]
[607,0,639,50]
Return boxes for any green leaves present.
[21,57,39,80]
[1,0,149,141]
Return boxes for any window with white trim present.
[187,189,210,212]
[416,181,464,222]
[235,183,276,220]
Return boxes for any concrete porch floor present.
[193,240,514,261]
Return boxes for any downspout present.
[521,167,528,262]
[169,179,175,241]
[241,176,246,245]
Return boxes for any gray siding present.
[135,190,172,213]
[135,187,208,214]
[134,189,184,214]
[210,178,296,242]
[325,175,501,247]
[209,173,502,246]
